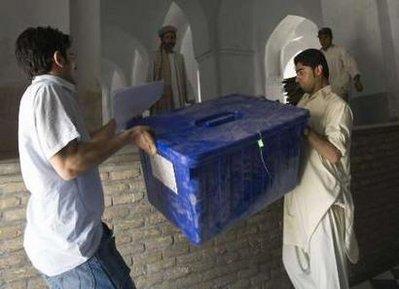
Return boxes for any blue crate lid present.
[127,94,309,167]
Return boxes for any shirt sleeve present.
[34,85,81,160]
[340,47,360,80]
[325,100,353,157]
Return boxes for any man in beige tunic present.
[147,25,191,115]
[318,27,363,101]
[283,49,359,289]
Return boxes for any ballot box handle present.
[195,112,242,127]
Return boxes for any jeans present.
[43,223,136,289]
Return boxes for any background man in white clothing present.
[147,25,192,114]
[318,27,363,101]
[15,26,156,288]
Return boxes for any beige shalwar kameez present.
[147,49,189,115]
[283,85,359,289]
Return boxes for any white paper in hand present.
[113,81,164,131]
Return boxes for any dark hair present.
[15,26,71,78]
[294,48,330,79]
[318,27,333,38]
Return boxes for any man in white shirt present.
[147,25,192,114]
[283,49,359,289]
[318,27,363,101]
[15,26,156,288]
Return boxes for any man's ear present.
[52,51,66,68]
[315,65,324,77]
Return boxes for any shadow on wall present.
[0,84,27,159]
[350,93,390,126]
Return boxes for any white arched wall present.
[101,0,216,100]
[321,0,393,124]
[101,59,127,123]
[376,0,399,121]
[252,0,322,96]
[168,0,216,100]
[264,15,319,102]
[321,0,385,98]
[181,27,201,102]
[217,0,255,96]
[210,0,325,98]
[162,2,200,102]
[101,25,149,123]
[131,49,147,86]
[281,19,319,79]
[103,25,149,87]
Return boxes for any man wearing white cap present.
[147,25,192,114]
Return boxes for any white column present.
[70,0,102,130]
[218,48,256,97]
[196,50,219,101]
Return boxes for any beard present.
[163,43,175,51]
[298,82,315,94]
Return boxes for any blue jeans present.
[43,224,136,289]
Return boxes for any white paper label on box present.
[150,153,178,194]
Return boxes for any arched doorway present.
[101,25,149,123]
[162,2,201,102]
[131,48,147,86]
[101,59,127,123]
[264,15,319,102]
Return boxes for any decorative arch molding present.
[101,58,127,123]
[102,24,149,83]
[161,1,204,101]
[169,0,211,58]
[166,0,217,99]
[101,25,150,122]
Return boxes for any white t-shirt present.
[18,75,104,276]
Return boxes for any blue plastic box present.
[128,94,309,245]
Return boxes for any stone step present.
[0,173,24,184]
[0,159,21,176]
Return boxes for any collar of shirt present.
[301,85,332,106]
[159,47,175,54]
[321,43,336,52]
[32,74,76,93]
